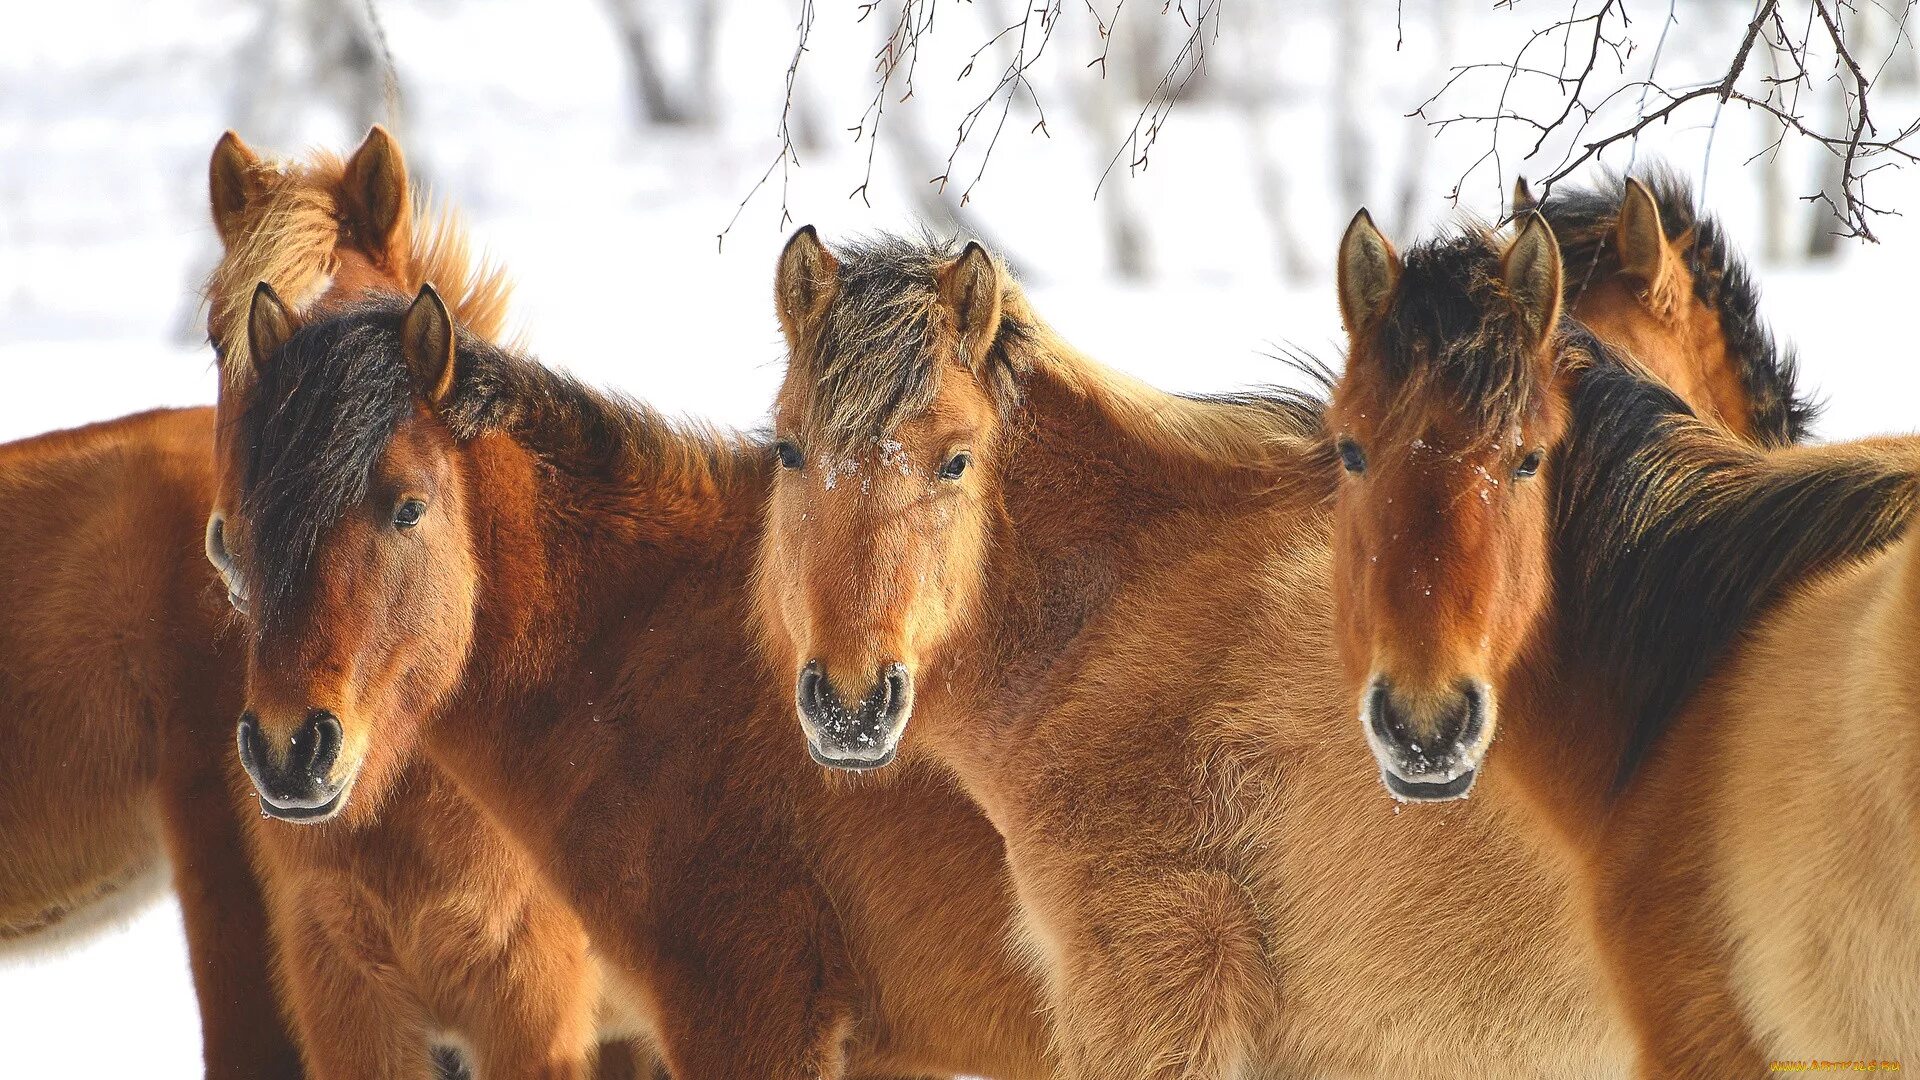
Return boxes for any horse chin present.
[802,718,908,773]
[807,742,899,772]
[256,770,359,825]
[1381,766,1478,804]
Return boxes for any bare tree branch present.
[1423,0,1920,242]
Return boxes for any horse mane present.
[1550,328,1920,787]
[1536,168,1818,447]
[1366,224,1547,442]
[800,231,1324,471]
[238,298,757,636]
[204,148,516,379]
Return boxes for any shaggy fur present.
[1366,225,1551,441]
[208,129,663,1080]
[1535,170,1818,445]
[786,232,1323,468]
[205,140,514,376]
[1330,212,1920,1076]
[225,289,1059,1078]
[756,229,1633,1079]
[1554,354,1918,782]
[0,405,299,1078]
[238,302,755,640]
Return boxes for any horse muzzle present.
[796,660,913,771]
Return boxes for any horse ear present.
[1615,178,1671,292]
[401,284,458,404]
[210,131,264,249]
[936,241,1004,372]
[342,125,411,268]
[774,226,839,343]
[246,282,296,377]
[1502,212,1563,345]
[1337,209,1401,340]
[1511,177,1538,216]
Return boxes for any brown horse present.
[206,128,663,1078]
[1515,172,1814,447]
[754,228,1636,1078]
[216,280,1059,1080]
[1329,206,1920,1074]
[0,126,500,1077]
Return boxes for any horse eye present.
[394,500,427,528]
[938,451,972,481]
[1514,449,1545,479]
[1337,437,1367,474]
[774,440,804,471]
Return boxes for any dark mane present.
[1549,331,1919,787]
[238,297,757,634]
[798,231,1328,468]
[1537,169,1819,447]
[798,232,1027,454]
[1368,226,1551,439]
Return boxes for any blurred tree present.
[602,0,722,128]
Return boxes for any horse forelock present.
[237,302,417,637]
[1359,227,1553,444]
[204,147,516,383]
[799,233,983,455]
[237,299,760,637]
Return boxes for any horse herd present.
[2,123,1914,1079]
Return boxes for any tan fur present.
[221,312,1062,1077]
[0,407,303,1076]
[207,130,648,1078]
[758,233,1631,1078]
[1705,538,1920,1059]
[1548,180,1768,444]
[1566,499,1920,1073]
[1330,205,1919,1076]
[203,126,514,380]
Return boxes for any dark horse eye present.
[774,440,804,471]
[1337,437,1367,474]
[1514,448,1545,479]
[394,500,427,528]
[938,452,972,481]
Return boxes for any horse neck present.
[1858,528,1920,774]
[1500,646,1641,851]
[1503,389,1920,851]
[942,352,1322,760]
[455,417,766,726]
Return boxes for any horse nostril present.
[284,709,342,781]
[797,660,827,719]
[236,712,267,780]
[1368,682,1409,746]
[1457,683,1487,747]
[881,664,910,719]
[304,711,343,780]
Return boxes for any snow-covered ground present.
[6,0,1920,1073]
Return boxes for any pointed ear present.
[210,131,264,249]
[1511,176,1538,217]
[1337,209,1401,340]
[342,125,411,268]
[401,284,457,404]
[774,226,839,343]
[1615,177,1671,292]
[246,282,296,377]
[1502,212,1564,345]
[936,241,1004,372]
